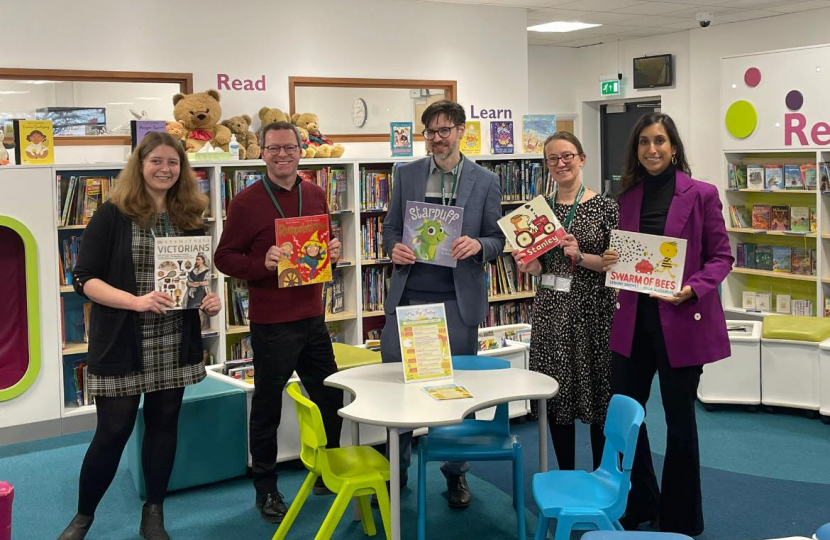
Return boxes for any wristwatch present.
[574,251,584,266]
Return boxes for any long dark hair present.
[620,112,691,195]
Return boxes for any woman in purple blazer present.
[602,113,733,536]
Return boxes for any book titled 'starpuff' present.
[153,236,212,310]
[606,230,687,296]
[490,121,514,154]
[521,115,556,154]
[460,121,482,155]
[497,195,565,264]
[275,215,332,288]
[13,119,54,165]
[422,383,473,400]
[390,121,413,157]
[402,201,463,268]
[131,120,167,150]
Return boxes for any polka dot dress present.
[530,194,619,426]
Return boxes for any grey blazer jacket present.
[382,157,506,326]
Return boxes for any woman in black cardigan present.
[56,132,221,540]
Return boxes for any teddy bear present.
[296,126,316,159]
[0,128,9,165]
[171,89,232,153]
[220,115,261,160]
[257,107,291,145]
[290,112,345,158]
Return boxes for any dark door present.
[600,101,660,197]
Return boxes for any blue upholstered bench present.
[127,376,247,499]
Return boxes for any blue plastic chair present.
[815,522,830,540]
[582,531,693,540]
[416,355,525,540]
[532,394,646,540]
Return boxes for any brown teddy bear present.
[296,126,316,159]
[257,107,291,146]
[171,89,232,153]
[290,112,345,158]
[220,115,261,160]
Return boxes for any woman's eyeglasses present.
[544,153,577,166]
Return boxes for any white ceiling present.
[409,0,830,47]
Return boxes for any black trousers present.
[610,298,704,536]
[249,315,343,496]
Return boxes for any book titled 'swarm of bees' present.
[606,230,687,297]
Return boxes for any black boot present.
[139,503,171,540]
[56,513,94,540]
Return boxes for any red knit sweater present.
[215,176,331,324]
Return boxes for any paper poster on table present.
[154,236,212,310]
[497,195,566,264]
[396,303,453,384]
[402,201,463,267]
[605,230,687,296]
[274,215,332,288]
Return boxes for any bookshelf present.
[722,150,829,318]
[0,153,544,441]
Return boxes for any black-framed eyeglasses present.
[544,153,577,166]
[422,125,458,140]
[264,144,299,155]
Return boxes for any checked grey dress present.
[87,214,206,397]
[530,195,618,426]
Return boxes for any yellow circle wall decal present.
[725,100,758,139]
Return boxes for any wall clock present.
[352,98,367,128]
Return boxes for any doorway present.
[600,101,660,197]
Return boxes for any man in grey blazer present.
[380,100,505,508]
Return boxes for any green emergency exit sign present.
[601,80,620,96]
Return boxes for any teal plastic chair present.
[532,394,646,540]
[582,531,693,540]
[416,355,524,540]
[816,522,830,540]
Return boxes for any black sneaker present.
[255,492,288,523]
[446,474,471,508]
[313,476,334,496]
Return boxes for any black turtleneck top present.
[639,165,676,236]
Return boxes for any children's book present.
[810,207,817,232]
[745,243,757,269]
[764,164,784,190]
[820,162,830,191]
[274,215,332,287]
[13,119,54,165]
[755,244,773,271]
[790,207,809,232]
[402,201,463,268]
[751,205,770,230]
[497,195,565,264]
[756,292,772,312]
[153,236,213,310]
[776,294,791,314]
[490,121,514,155]
[390,121,413,157]
[791,247,811,275]
[521,114,556,154]
[770,205,790,231]
[82,178,103,225]
[130,120,167,150]
[742,291,757,310]
[606,230,687,296]
[746,165,764,190]
[803,163,817,190]
[460,121,482,155]
[772,246,792,272]
[422,383,473,400]
[784,164,804,189]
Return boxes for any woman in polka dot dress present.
[514,132,618,471]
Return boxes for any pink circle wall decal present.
[744,67,761,87]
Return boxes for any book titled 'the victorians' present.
[153,236,212,310]
[274,215,332,288]
[402,201,463,268]
[497,195,565,264]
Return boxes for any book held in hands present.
[274,215,332,288]
[497,195,566,264]
[606,230,687,297]
[154,236,212,310]
[402,201,463,268]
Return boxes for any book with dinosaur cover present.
[497,195,565,264]
[13,119,54,165]
[153,236,212,310]
[402,201,463,268]
[274,215,332,287]
[606,230,687,296]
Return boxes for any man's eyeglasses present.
[422,125,458,140]
[264,144,299,155]
[544,153,577,166]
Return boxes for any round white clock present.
[352,98,367,128]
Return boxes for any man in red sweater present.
[215,121,343,524]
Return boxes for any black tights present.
[77,387,185,516]
[549,419,605,471]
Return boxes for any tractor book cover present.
[274,215,332,288]
[497,195,565,264]
[402,201,463,268]
[605,230,687,296]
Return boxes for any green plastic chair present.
[272,383,391,540]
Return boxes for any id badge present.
[554,276,572,293]
[540,274,557,289]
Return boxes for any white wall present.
[3,0,529,161]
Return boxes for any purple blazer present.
[609,171,734,368]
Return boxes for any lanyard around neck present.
[440,171,460,207]
[553,183,585,233]
[149,213,171,238]
[263,178,302,219]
